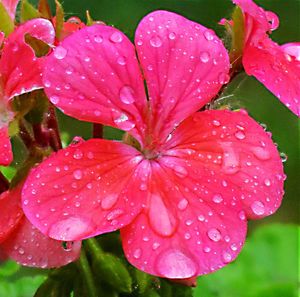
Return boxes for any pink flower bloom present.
[0,183,81,268]
[233,0,300,116]
[22,11,284,278]
[0,18,55,165]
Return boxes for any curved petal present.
[243,35,300,117]
[135,11,230,144]
[281,42,300,62]
[0,18,55,104]
[233,0,279,34]
[0,185,23,243]
[121,109,284,278]
[2,0,19,20]
[43,25,148,145]
[0,125,13,166]
[0,31,4,47]
[22,139,147,241]
[1,217,81,268]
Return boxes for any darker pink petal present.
[0,126,13,166]
[43,25,148,145]
[0,32,4,47]
[121,110,284,278]
[0,18,55,104]
[233,0,279,34]
[0,185,23,243]
[243,36,300,116]
[2,0,19,20]
[135,11,230,143]
[1,217,81,268]
[22,139,147,241]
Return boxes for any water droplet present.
[177,198,189,210]
[150,35,162,48]
[156,249,197,278]
[223,251,232,263]
[235,130,246,140]
[101,194,118,210]
[204,30,214,41]
[94,34,103,43]
[50,95,59,104]
[251,147,271,160]
[212,120,220,127]
[203,246,211,253]
[207,228,222,242]
[54,46,67,60]
[113,113,135,131]
[212,194,223,203]
[198,215,205,222]
[133,248,142,259]
[152,242,160,250]
[73,149,83,160]
[238,210,246,220]
[73,169,83,180]
[149,195,176,237]
[173,165,188,178]
[280,152,287,162]
[23,200,29,206]
[18,247,25,255]
[218,72,230,84]
[62,241,74,251]
[264,178,271,186]
[168,32,176,40]
[200,51,210,63]
[251,201,265,215]
[119,86,135,104]
[107,209,124,221]
[117,56,127,66]
[110,32,123,43]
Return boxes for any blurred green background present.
[0,0,299,296]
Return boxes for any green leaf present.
[0,2,14,36]
[38,0,52,19]
[55,0,64,39]
[85,238,132,293]
[194,224,298,297]
[21,0,40,22]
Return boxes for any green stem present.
[85,237,104,258]
[76,248,98,297]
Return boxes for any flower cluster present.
[0,0,298,288]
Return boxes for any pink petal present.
[43,25,148,145]
[0,126,13,166]
[0,186,23,243]
[0,31,4,47]
[1,217,81,268]
[233,0,279,34]
[121,109,284,278]
[22,139,147,241]
[0,18,55,104]
[135,11,230,143]
[281,42,300,61]
[2,0,19,20]
[243,35,300,116]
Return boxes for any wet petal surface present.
[1,217,81,268]
[0,126,13,166]
[22,139,147,241]
[43,25,148,145]
[135,10,230,143]
[121,109,284,278]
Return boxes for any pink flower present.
[1,0,19,21]
[233,0,300,116]
[22,11,284,278]
[0,18,55,165]
[0,183,81,268]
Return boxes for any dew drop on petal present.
[156,249,197,278]
[54,46,67,60]
[94,34,103,43]
[207,228,222,242]
[73,149,83,160]
[234,131,246,140]
[251,147,271,160]
[177,198,189,210]
[150,35,162,48]
[117,56,127,66]
[223,251,232,263]
[133,248,142,259]
[101,194,118,210]
[200,51,210,63]
[73,169,83,180]
[238,210,246,220]
[204,30,214,41]
[173,165,188,178]
[119,86,135,104]
[110,32,123,43]
[264,178,271,186]
[251,201,265,215]
[168,32,176,40]
[212,194,223,203]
